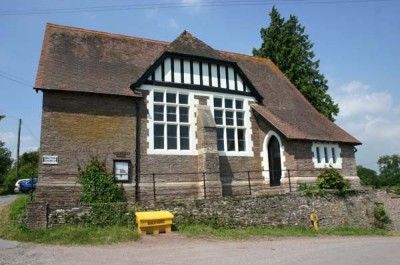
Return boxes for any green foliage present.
[0,196,137,244]
[357,165,378,186]
[0,140,13,184]
[253,6,338,121]
[79,157,125,204]
[177,224,388,240]
[377,155,400,187]
[373,204,390,229]
[2,151,39,194]
[298,182,323,197]
[317,168,350,193]
[76,203,133,227]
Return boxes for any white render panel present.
[164,57,172,82]
[174,59,181,83]
[202,62,209,86]
[211,64,218,87]
[237,75,244,91]
[220,65,227,88]
[183,60,191,84]
[155,65,162,81]
[228,67,235,90]
[193,61,200,85]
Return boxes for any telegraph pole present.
[16,118,21,180]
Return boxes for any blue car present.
[19,178,38,193]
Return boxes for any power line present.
[0,0,395,16]
[0,70,32,88]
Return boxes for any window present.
[312,143,342,169]
[152,90,191,151]
[316,147,321,163]
[114,161,130,182]
[212,96,247,153]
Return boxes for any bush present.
[317,168,350,193]
[79,157,125,203]
[298,182,322,197]
[373,204,390,228]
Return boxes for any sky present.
[0,0,399,171]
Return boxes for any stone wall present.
[47,191,399,230]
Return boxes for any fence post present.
[202,172,206,199]
[152,173,156,201]
[288,170,292,192]
[247,171,252,196]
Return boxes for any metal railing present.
[37,168,332,202]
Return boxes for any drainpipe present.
[135,99,141,201]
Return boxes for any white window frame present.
[143,85,198,155]
[209,94,254,157]
[311,142,342,169]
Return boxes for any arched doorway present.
[262,131,285,186]
[268,135,282,186]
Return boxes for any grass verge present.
[0,195,137,245]
[177,224,391,240]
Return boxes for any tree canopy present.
[253,6,339,121]
[0,140,13,184]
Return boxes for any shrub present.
[79,157,125,203]
[317,168,350,193]
[298,182,322,197]
[373,204,390,228]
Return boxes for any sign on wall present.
[42,155,58,165]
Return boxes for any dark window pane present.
[238,129,245,151]
[154,105,164,121]
[214,97,222,107]
[236,112,244,126]
[316,147,321,163]
[179,107,189,123]
[227,128,235,151]
[154,92,164,102]
[167,125,177,149]
[217,128,224,151]
[332,148,336,163]
[236,100,243,109]
[180,125,190,150]
[226,111,234,126]
[225,99,233,108]
[324,147,329,163]
[166,93,176,103]
[167,106,176,121]
[154,124,164,149]
[179,94,188,104]
[214,110,223,125]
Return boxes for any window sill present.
[147,149,198,156]
[313,163,342,169]
[218,151,254,157]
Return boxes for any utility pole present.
[16,118,21,180]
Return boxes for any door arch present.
[262,131,286,186]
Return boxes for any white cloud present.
[336,81,392,117]
[0,131,38,159]
[332,80,400,170]
[181,0,202,4]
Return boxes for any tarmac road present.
[0,234,399,265]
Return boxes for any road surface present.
[0,234,399,265]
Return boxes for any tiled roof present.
[34,23,361,145]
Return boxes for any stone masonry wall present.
[47,190,400,230]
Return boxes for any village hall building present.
[33,24,361,207]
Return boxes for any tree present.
[0,140,13,184]
[377,154,400,186]
[357,165,378,186]
[2,150,39,194]
[253,7,339,121]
